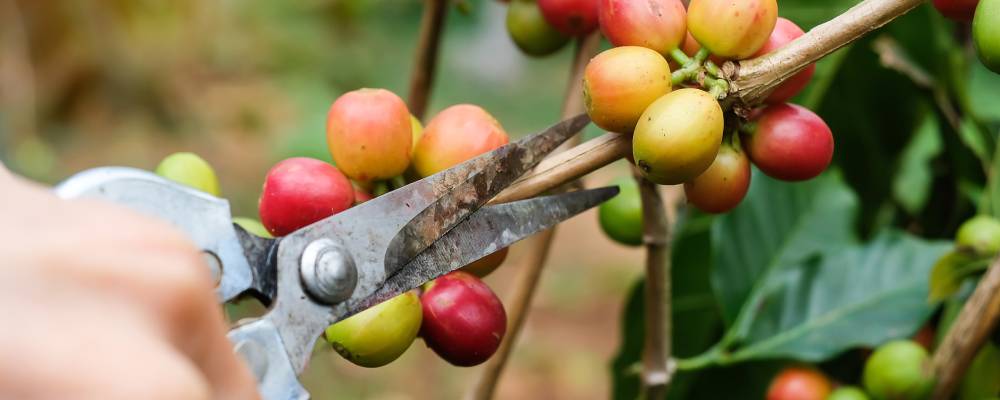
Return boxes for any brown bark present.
[407,0,448,120]
[931,256,1000,399]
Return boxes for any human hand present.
[0,165,259,400]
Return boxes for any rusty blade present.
[348,186,617,317]
[383,113,590,272]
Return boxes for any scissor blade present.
[383,113,590,273]
[346,186,618,316]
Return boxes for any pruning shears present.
[53,114,616,400]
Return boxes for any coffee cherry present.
[863,340,935,400]
[684,142,751,214]
[233,217,272,238]
[326,88,412,182]
[827,387,871,400]
[687,0,778,59]
[461,248,510,278]
[753,18,815,103]
[412,104,509,178]
[597,0,687,55]
[324,292,422,368]
[258,157,354,237]
[410,114,423,152]
[353,184,373,204]
[507,0,571,57]
[155,152,220,196]
[934,0,979,21]
[974,0,1000,73]
[633,88,724,185]
[766,367,832,400]
[598,177,643,246]
[956,215,1000,255]
[584,46,672,133]
[743,103,834,182]
[538,0,599,37]
[421,272,507,367]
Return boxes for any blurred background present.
[0,1,642,398]
[5,0,1000,399]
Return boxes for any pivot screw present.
[300,239,357,304]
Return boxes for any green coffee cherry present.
[955,215,1000,255]
[863,340,935,400]
[827,386,870,400]
[506,0,570,57]
[155,152,221,196]
[324,291,422,368]
[974,0,1000,73]
[598,177,643,246]
[233,217,272,238]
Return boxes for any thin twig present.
[468,32,601,400]
[931,255,1000,399]
[407,0,449,120]
[491,131,631,204]
[634,173,681,398]
[726,0,925,108]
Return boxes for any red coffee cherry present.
[684,143,751,214]
[766,367,832,400]
[420,272,507,367]
[538,0,600,37]
[753,18,815,103]
[744,104,834,182]
[259,157,354,237]
[598,0,687,55]
[933,0,979,22]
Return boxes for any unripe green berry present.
[955,215,1000,255]
[863,340,935,400]
[155,152,220,196]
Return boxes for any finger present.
[87,241,258,399]
[13,207,261,399]
[0,286,211,400]
[139,253,261,400]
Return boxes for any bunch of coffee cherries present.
[154,89,514,368]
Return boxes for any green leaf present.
[958,117,991,163]
[711,231,950,365]
[683,173,951,369]
[960,343,1000,399]
[811,6,961,235]
[928,250,991,301]
[779,0,859,30]
[893,113,943,215]
[798,46,852,110]
[711,172,859,324]
[987,128,1000,217]
[968,60,1000,123]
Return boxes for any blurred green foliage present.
[610,1,1000,399]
